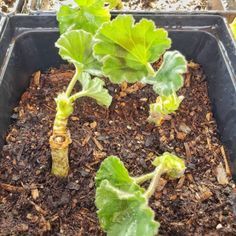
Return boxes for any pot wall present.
[0,15,6,36]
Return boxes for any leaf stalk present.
[146,63,156,77]
[144,165,164,199]
[133,171,155,184]
[66,66,82,97]
[69,90,87,103]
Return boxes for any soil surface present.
[0,62,236,235]
[0,0,17,13]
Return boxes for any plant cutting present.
[95,153,186,235]
[49,29,112,177]
[53,8,187,176]
[57,1,187,125]
[93,15,187,125]
[148,92,184,125]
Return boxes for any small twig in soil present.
[0,183,25,193]
[82,135,91,146]
[43,104,55,112]
[92,137,104,151]
[184,142,191,158]
[221,146,231,176]
[32,71,41,87]
[29,200,47,216]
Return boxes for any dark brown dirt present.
[0,62,235,235]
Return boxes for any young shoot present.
[93,15,187,125]
[148,92,184,126]
[95,152,186,236]
[50,30,112,177]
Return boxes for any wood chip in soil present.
[0,63,236,235]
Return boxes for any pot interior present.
[0,22,235,179]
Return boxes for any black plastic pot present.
[0,14,235,180]
[0,15,5,35]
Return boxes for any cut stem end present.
[49,131,72,177]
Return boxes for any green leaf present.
[145,51,187,96]
[96,180,159,236]
[55,30,102,76]
[95,156,159,235]
[79,73,112,107]
[152,152,186,179]
[230,17,236,40]
[57,5,79,34]
[94,15,171,84]
[95,156,143,192]
[57,0,110,34]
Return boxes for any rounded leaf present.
[79,73,112,107]
[55,30,102,76]
[96,180,159,236]
[95,156,142,192]
[94,15,171,83]
[145,50,187,96]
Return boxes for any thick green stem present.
[144,165,164,199]
[50,67,94,177]
[146,63,156,77]
[51,136,70,177]
[133,171,155,184]
[66,66,82,97]
[53,108,69,134]
[50,108,72,177]
[50,68,81,177]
